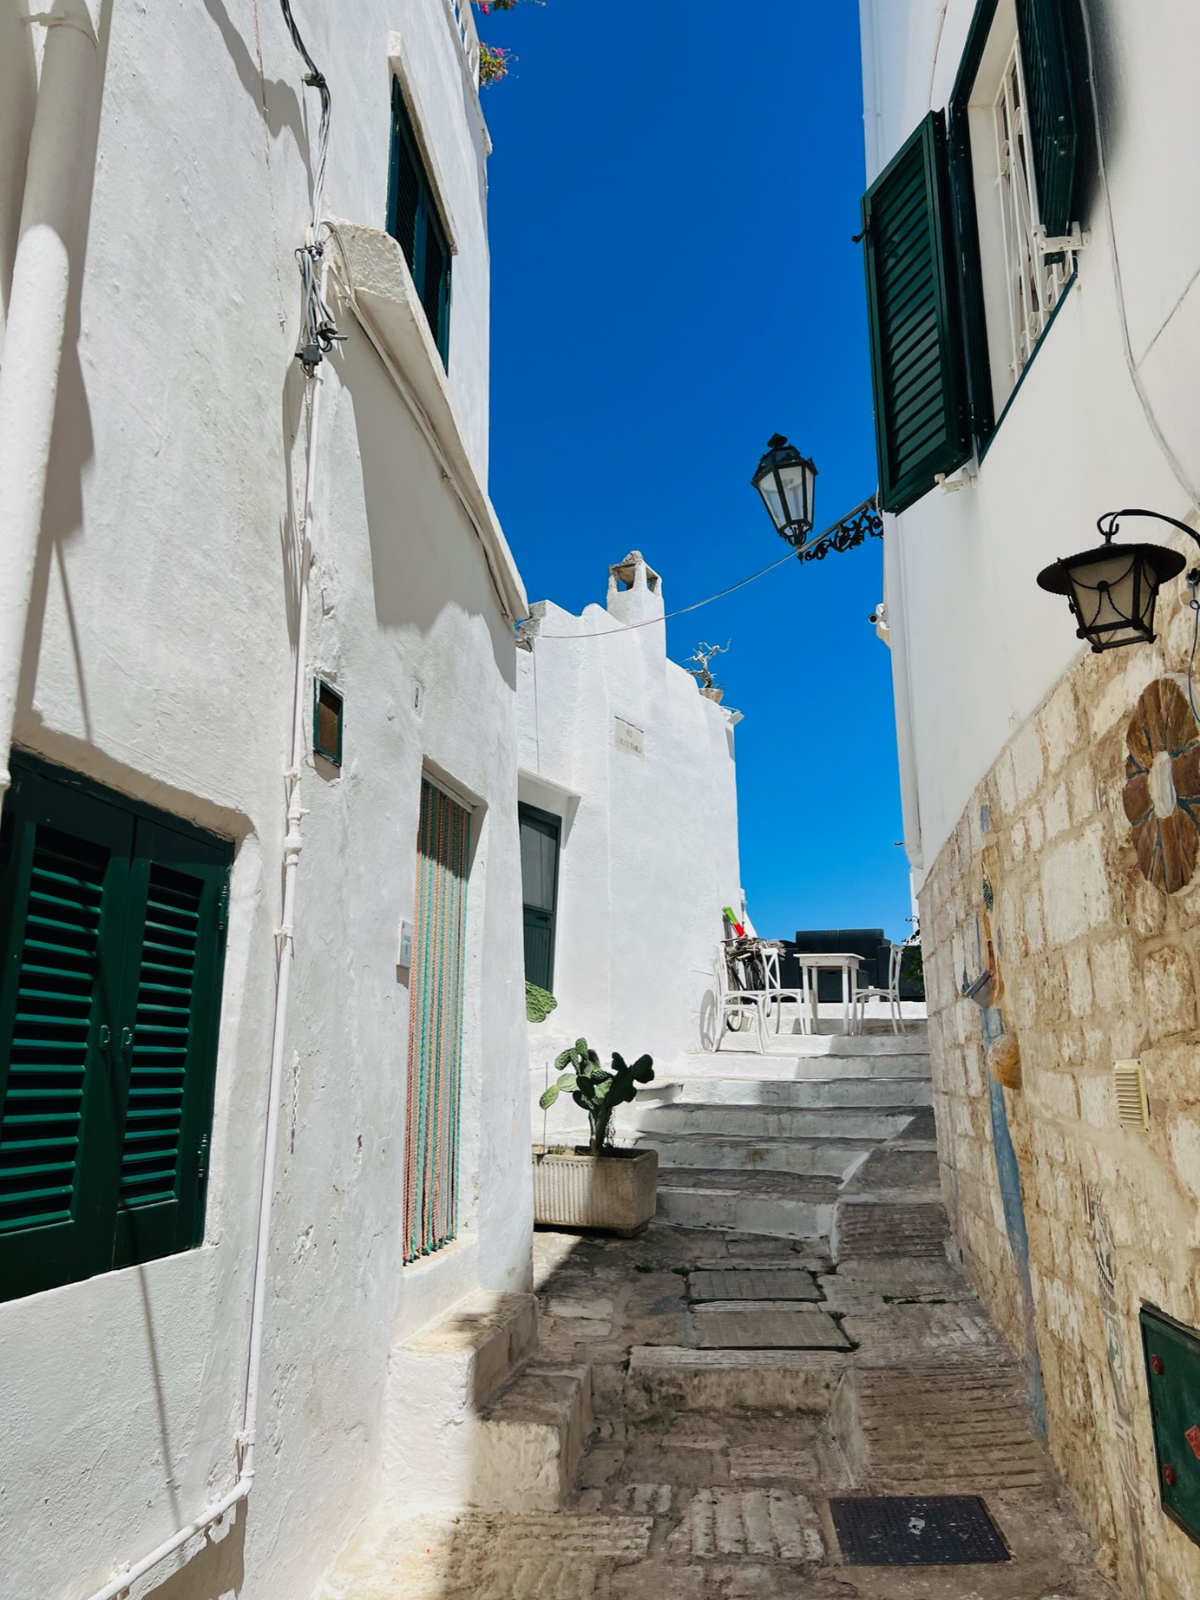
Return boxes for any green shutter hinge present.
[217,876,230,936]
[197,1133,210,1187]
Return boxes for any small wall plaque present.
[614,717,644,757]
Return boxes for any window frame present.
[387,78,453,369]
[0,751,231,1304]
[947,0,1089,459]
[518,803,561,994]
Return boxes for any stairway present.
[630,1026,937,1248]
[381,1289,592,1515]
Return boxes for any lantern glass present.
[752,435,817,543]
[1037,540,1185,653]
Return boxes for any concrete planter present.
[532,1146,659,1236]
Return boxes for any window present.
[404,778,470,1261]
[960,0,1082,422]
[862,0,1089,507]
[519,804,560,993]
[0,753,231,1304]
[313,678,344,766]
[387,80,452,368]
[993,37,1073,377]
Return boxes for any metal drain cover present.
[828,1495,1010,1565]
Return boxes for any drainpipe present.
[0,1,100,813]
[82,361,322,1600]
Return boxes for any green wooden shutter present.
[386,79,452,370]
[388,79,421,270]
[0,768,134,1302]
[519,805,560,993]
[404,779,470,1262]
[1014,0,1084,239]
[0,755,230,1304]
[862,111,971,513]
[112,820,228,1268]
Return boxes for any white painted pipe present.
[0,4,99,810]
[80,327,325,1600]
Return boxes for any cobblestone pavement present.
[329,1216,1118,1600]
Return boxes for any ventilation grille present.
[1113,1058,1149,1130]
[0,827,106,1234]
[119,863,201,1210]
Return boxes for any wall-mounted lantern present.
[1037,509,1198,652]
[751,435,882,560]
[752,435,817,546]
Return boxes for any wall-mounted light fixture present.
[1037,509,1199,652]
[751,436,883,561]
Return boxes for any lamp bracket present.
[1099,507,1200,550]
[790,497,884,563]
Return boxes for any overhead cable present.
[279,0,343,371]
[526,549,797,640]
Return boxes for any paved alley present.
[323,1028,1118,1600]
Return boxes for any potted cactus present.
[533,1039,659,1236]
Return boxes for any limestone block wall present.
[922,589,1200,1600]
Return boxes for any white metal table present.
[791,952,864,1035]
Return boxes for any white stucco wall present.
[859,0,1200,883]
[0,4,531,1599]
[516,553,743,1127]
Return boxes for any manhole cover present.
[828,1495,1009,1565]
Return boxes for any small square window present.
[313,679,344,766]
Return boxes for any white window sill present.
[326,219,526,624]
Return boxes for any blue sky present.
[481,1,912,943]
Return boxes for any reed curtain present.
[403,779,470,1261]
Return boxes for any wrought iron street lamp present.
[1036,509,1198,653]
[752,435,816,545]
[751,435,883,561]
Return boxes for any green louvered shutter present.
[0,767,134,1302]
[1014,0,1084,239]
[0,754,230,1304]
[112,820,228,1268]
[404,779,470,1262]
[862,111,971,513]
[387,79,452,369]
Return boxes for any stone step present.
[634,1104,918,1141]
[833,1199,949,1260]
[382,1289,539,1511]
[687,1026,927,1062]
[659,1077,932,1110]
[475,1362,593,1511]
[633,1131,877,1178]
[626,1345,848,1413]
[674,1051,930,1081]
[657,1168,839,1239]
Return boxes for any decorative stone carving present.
[1124,678,1200,893]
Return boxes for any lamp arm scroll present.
[1100,508,1200,582]
[792,496,884,562]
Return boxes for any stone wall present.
[921,588,1200,1600]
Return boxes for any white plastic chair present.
[757,943,812,1035]
[852,941,908,1035]
[713,944,767,1053]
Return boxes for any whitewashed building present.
[860,1,1200,1595]
[516,552,744,1115]
[0,3,542,1599]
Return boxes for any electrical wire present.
[1187,574,1200,725]
[1079,0,1200,514]
[526,549,797,641]
[279,0,343,370]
